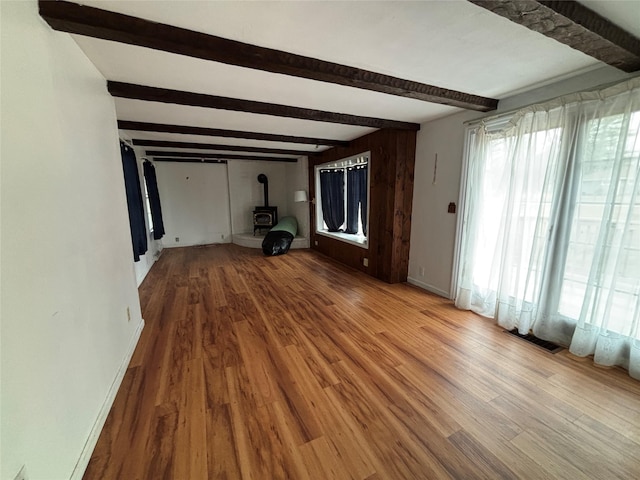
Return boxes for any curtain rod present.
[319,162,367,170]
[464,74,639,128]
[319,160,368,168]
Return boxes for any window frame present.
[314,152,370,249]
[143,178,154,236]
[456,104,640,331]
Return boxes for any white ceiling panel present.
[74,0,599,95]
[75,37,459,124]
[61,0,640,156]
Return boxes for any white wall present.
[227,160,289,234]
[408,66,632,298]
[285,156,311,240]
[408,110,478,297]
[155,161,232,247]
[155,158,309,245]
[1,2,144,479]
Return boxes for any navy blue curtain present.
[345,165,368,235]
[320,169,345,232]
[143,161,165,240]
[120,142,147,262]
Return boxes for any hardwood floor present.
[84,244,640,479]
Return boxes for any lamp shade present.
[294,190,308,203]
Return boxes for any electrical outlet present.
[175,237,180,242]
[14,465,28,480]
[419,266,425,277]
[126,306,131,322]
[314,240,318,246]
[363,258,369,267]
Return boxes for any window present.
[143,180,153,234]
[456,79,640,376]
[557,111,640,334]
[315,153,370,248]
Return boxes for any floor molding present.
[71,318,145,480]
[407,276,451,299]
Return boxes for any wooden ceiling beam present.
[39,0,498,111]
[152,158,227,164]
[108,81,420,131]
[146,150,297,162]
[470,1,640,72]
[132,139,318,156]
[118,121,349,147]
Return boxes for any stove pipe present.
[257,174,269,206]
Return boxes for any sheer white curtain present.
[456,77,640,379]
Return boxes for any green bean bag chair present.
[262,216,298,256]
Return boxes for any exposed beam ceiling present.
[39,0,498,111]
[470,1,640,72]
[152,158,227,164]
[108,81,420,131]
[118,121,349,147]
[132,139,317,156]
[145,151,297,162]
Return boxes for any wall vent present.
[506,329,563,353]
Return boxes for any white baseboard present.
[70,318,145,480]
[407,277,452,300]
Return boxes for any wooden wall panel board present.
[396,131,417,282]
[308,128,417,283]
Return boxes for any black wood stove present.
[253,174,277,235]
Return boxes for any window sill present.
[316,230,368,249]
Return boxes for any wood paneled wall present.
[308,129,417,283]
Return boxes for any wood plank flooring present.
[84,244,640,479]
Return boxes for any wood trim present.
[132,139,319,156]
[118,121,349,147]
[471,1,640,72]
[39,0,498,111]
[147,151,296,162]
[152,158,227,164]
[309,128,416,283]
[108,81,420,131]
[390,131,416,283]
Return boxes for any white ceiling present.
[69,0,640,158]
